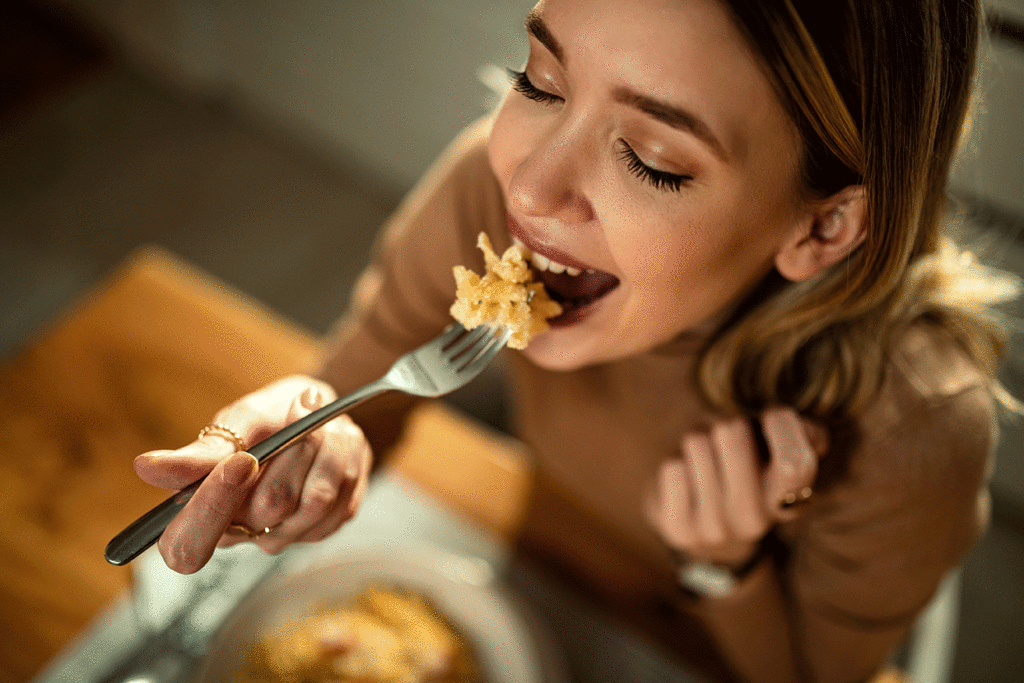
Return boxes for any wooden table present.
[0,248,908,683]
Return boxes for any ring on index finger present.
[198,423,247,452]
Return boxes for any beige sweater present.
[318,119,996,683]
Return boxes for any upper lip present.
[506,215,603,273]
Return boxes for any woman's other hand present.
[133,375,371,574]
[645,407,828,570]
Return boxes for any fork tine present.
[459,326,512,375]
[435,322,467,348]
[444,324,491,359]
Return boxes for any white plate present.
[191,546,567,682]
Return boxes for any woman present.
[133,0,1017,680]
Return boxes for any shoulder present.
[885,322,996,457]
[843,321,996,497]
[788,325,998,627]
[378,116,502,265]
[890,322,992,403]
[346,117,504,349]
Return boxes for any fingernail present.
[801,419,830,456]
[300,386,321,411]
[222,451,256,486]
[137,449,170,462]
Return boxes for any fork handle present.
[104,379,391,566]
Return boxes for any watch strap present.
[673,547,765,598]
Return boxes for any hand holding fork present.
[107,323,511,571]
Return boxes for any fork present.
[104,322,511,566]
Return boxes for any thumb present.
[159,450,259,573]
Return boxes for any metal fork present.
[104,322,511,567]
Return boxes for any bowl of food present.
[191,547,566,683]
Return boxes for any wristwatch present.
[674,552,763,598]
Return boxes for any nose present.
[505,124,595,225]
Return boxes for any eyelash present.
[617,143,691,193]
[507,68,692,193]
[507,68,562,104]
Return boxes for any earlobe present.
[775,186,867,282]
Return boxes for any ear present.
[775,186,867,282]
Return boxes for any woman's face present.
[488,0,809,370]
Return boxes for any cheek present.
[615,205,774,302]
[487,98,531,189]
[608,207,721,287]
[486,122,509,185]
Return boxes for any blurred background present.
[1,0,1022,680]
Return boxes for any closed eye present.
[508,69,689,193]
[507,68,563,105]
[617,142,691,193]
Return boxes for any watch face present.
[677,562,738,598]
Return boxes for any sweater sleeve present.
[687,329,997,683]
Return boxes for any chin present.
[519,324,634,371]
[519,333,594,372]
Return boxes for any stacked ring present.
[781,486,814,508]
[197,423,247,452]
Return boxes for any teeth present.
[531,252,551,271]
[512,238,585,276]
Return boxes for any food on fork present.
[450,232,562,349]
[235,586,479,682]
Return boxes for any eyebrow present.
[525,9,563,63]
[612,88,730,162]
[525,11,729,163]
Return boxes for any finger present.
[761,407,819,516]
[210,376,338,449]
[137,377,339,492]
[682,432,725,544]
[240,387,323,530]
[255,414,369,552]
[217,525,252,549]
[290,417,371,545]
[158,451,259,574]
[134,436,240,491]
[647,458,693,549]
[711,419,769,539]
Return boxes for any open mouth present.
[511,237,620,325]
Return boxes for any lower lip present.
[509,214,618,329]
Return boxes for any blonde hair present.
[700,0,1020,420]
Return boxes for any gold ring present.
[781,486,814,508]
[228,523,273,539]
[198,423,246,452]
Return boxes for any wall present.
[64,0,1024,217]
[59,0,535,193]
[950,1,1024,220]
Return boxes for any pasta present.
[234,586,479,683]
[450,233,562,349]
